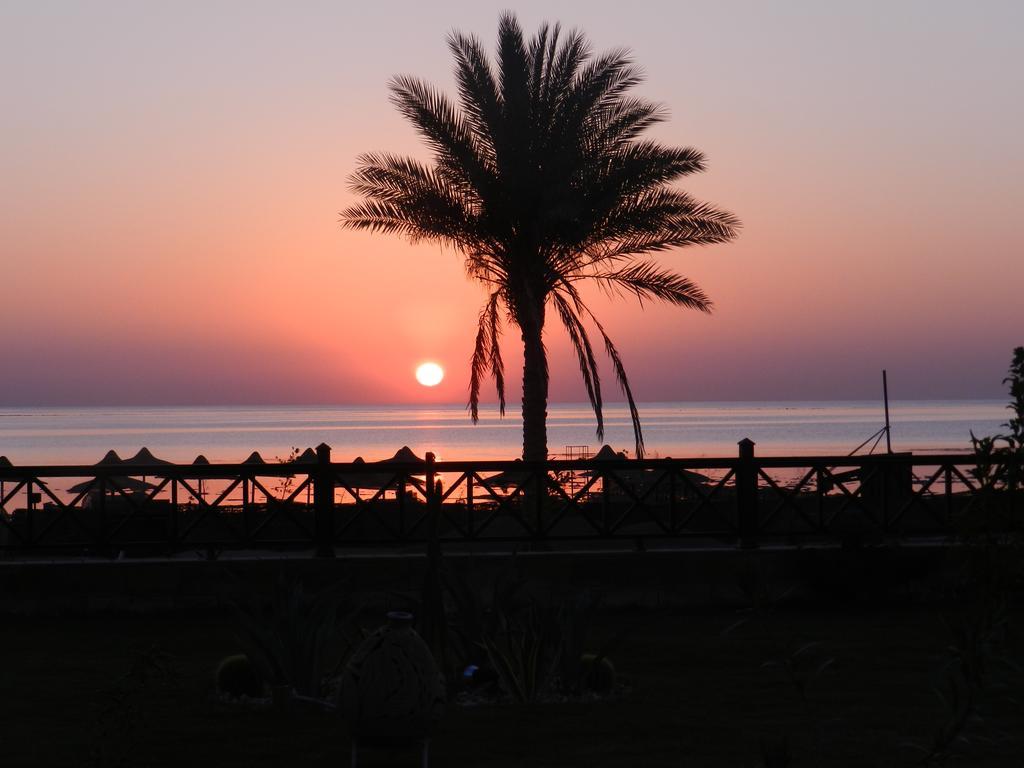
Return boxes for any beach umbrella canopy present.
[584,445,710,490]
[88,451,132,493]
[480,460,532,490]
[0,457,13,496]
[293,447,318,464]
[188,455,211,497]
[338,450,426,492]
[591,445,627,462]
[377,446,426,465]
[95,450,124,466]
[67,476,159,494]
[0,455,49,486]
[179,454,241,480]
[375,446,428,488]
[337,456,391,490]
[366,446,427,481]
[178,454,247,499]
[582,445,630,478]
[242,451,267,466]
[121,447,173,466]
[0,457,10,500]
[584,445,656,491]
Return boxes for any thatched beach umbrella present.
[376,446,427,493]
[190,455,212,499]
[335,456,393,494]
[585,445,709,496]
[95,450,124,466]
[239,452,269,504]
[279,447,319,504]
[337,447,427,498]
[71,449,162,499]
[337,455,418,491]
[0,456,50,511]
[336,456,389,496]
[379,446,426,465]
[121,447,173,467]
[121,447,174,489]
[64,450,123,497]
[585,445,648,490]
[187,454,259,505]
[480,459,531,492]
[66,475,158,494]
[0,456,10,508]
[590,444,625,462]
[293,447,318,464]
[242,451,267,466]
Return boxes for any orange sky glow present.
[1,1,1021,406]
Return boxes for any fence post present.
[314,443,335,558]
[737,438,758,549]
[425,452,436,508]
[420,452,447,665]
[96,476,107,555]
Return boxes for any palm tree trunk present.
[520,304,549,462]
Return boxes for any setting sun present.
[415,362,444,387]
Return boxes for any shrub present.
[214,654,263,699]
[226,571,357,698]
[579,653,616,694]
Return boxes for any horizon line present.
[0,396,1008,410]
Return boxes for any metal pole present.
[883,369,893,454]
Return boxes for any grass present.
[1,603,1021,767]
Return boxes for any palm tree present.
[342,14,739,461]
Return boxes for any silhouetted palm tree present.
[342,14,739,460]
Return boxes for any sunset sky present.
[2,1,1021,407]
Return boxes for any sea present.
[0,401,1009,466]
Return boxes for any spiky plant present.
[342,13,739,460]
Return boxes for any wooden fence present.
[0,441,1016,557]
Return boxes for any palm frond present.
[348,152,457,204]
[545,30,589,108]
[497,13,531,129]
[527,23,553,113]
[388,75,494,196]
[447,31,501,164]
[552,48,640,146]
[469,291,506,422]
[590,311,645,459]
[590,97,669,148]
[464,249,508,287]
[551,291,604,440]
[558,281,645,457]
[584,261,713,311]
[580,143,707,216]
[579,189,741,261]
[340,192,476,251]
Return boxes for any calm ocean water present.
[0,401,1008,465]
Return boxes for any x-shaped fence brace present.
[333,471,428,541]
[0,453,1015,551]
[755,460,991,537]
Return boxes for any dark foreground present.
[3,603,1022,767]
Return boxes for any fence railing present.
[0,441,1016,557]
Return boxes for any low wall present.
[0,543,955,615]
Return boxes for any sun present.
[415,361,444,387]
